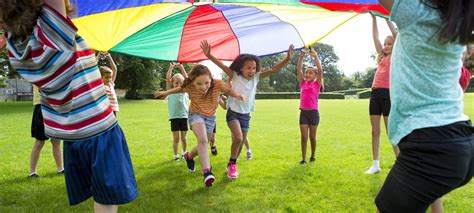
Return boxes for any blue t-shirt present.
[167,93,189,119]
[388,0,468,145]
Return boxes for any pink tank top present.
[372,56,391,89]
[299,80,321,110]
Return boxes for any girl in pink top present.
[296,47,323,165]
[365,13,400,174]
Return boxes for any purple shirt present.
[299,80,321,110]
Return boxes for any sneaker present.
[203,171,215,187]
[246,151,252,160]
[211,146,218,156]
[227,163,239,179]
[299,160,307,165]
[309,157,316,162]
[174,157,180,161]
[57,169,65,174]
[365,165,381,174]
[28,173,39,178]
[184,152,195,172]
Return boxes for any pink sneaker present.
[227,163,239,179]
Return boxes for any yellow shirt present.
[32,85,40,105]
[183,79,225,117]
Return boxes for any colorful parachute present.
[299,0,389,16]
[72,0,373,62]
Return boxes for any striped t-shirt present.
[183,79,224,117]
[105,82,119,112]
[6,4,116,140]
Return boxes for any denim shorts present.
[188,112,216,134]
[226,109,251,132]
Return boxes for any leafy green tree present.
[107,53,165,99]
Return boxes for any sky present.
[319,13,393,76]
[202,13,394,79]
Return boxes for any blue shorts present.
[226,109,251,132]
[63,124,138,205]
[188,112,216,134]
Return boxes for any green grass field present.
[0,95,473,212]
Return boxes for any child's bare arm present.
[296,50,305,82]
[386,19,398,38]
[176,63,188,79]
[261,44,295,79]
[201,40,234,78]
[310,47,323,84]
[154,87,184,98]
[44,0,67,17]
[166,63,175,89]
[220,82,244,101]
[371,13,383,55]
[106,53,118,82]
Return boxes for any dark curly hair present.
[423,0,474,44]
[0,0,43,37]
[182,64,214,98]
[0,0,75,37]
[229,54,261,76]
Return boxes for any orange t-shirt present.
[183,79,225,117]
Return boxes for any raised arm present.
[296,50,305,82]
[153,86,184,98]
[260,44,295,79]
[201,40,234,78]
[310,47,323,84]
[165,63,175,89]
[371,13,383,55]
[176,63,188,79]
[106,53,117,82]
[386,19,398,38]
[44,0,67,17]
[378,0,394,12]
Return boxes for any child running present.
[365,13,400,174]
[97,52,120,115]
[201,40,295,179]
[296,47,323,165]
[29,85,63,177]
[1,1,138,211]
[165,62,189,161]
[375,0,473,212]
[154,64,244,187]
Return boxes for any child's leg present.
[370,115,382,161]
[180,131,187,154]
[383,116,400,156]
[430,197,443,213]
[191,122,211,170]
[209,133,216,147]
[29,139,46,175]
[228,121,243,160]
[309,125,318,159]
[172,131,180,156]
[299,125,309,161]
[51,139,63,172]
[94,202,118,213]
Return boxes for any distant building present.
[0,79,32,101]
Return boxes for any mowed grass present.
[0,94,473,212]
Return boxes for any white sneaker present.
[365,165,381,174]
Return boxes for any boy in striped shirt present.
[1,0,137,211]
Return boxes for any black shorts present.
[31,105,49,141]
[299,109,320,126]
[375,121,474,213]
[170,118,188,132]
[369,88,390,116]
